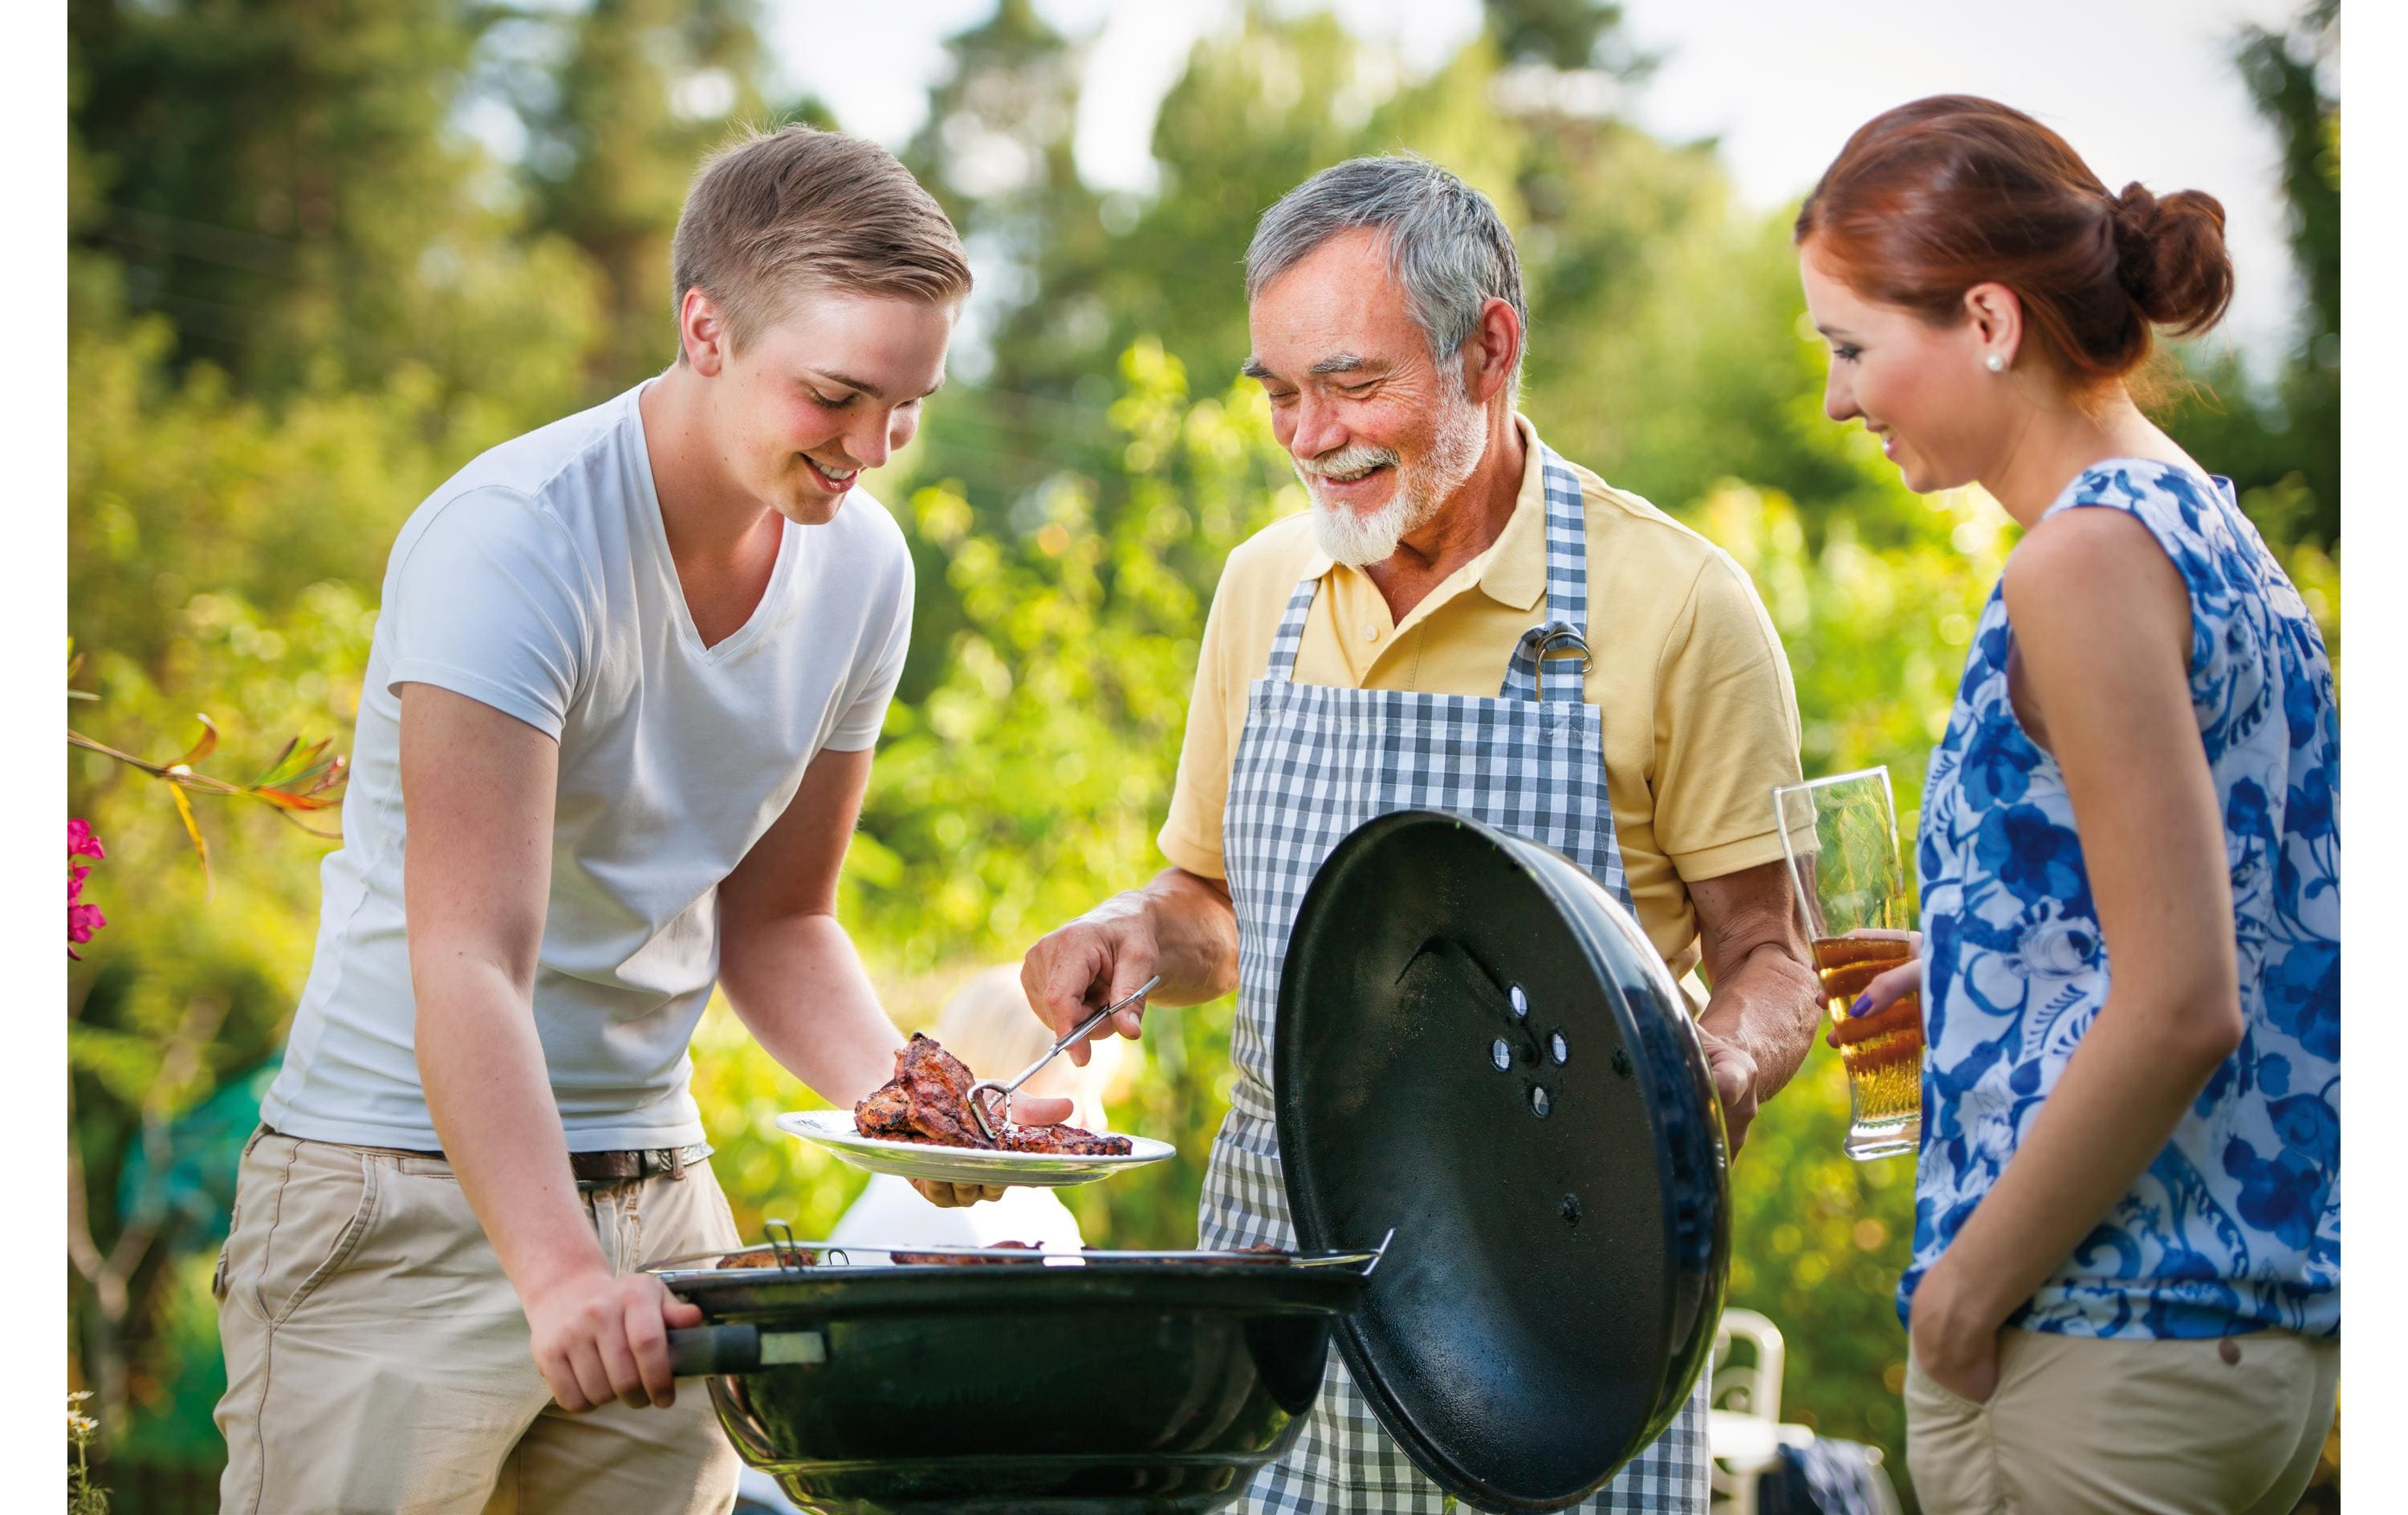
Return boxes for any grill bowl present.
[659,1252,1374,1514]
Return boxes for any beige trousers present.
[1905,1326,2337,1515]
[214,1127,744,1515]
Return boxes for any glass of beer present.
[1771,768,1921,1160]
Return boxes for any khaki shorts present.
[1905,1325,2337,1515]
[214,1127,744,1515]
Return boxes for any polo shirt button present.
[1363,623,1380,641]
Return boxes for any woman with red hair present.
[1796,96,2338,1513]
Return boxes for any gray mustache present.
[1295,445,1400,478]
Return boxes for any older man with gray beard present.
[1019,156,1820,1513]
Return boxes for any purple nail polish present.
[1849,995,1872,1017]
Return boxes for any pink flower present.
[68,818,107,960]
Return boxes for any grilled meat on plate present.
[854,1034,990,1147]
[853,1033,1133,1156]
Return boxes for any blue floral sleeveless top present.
[1906,459,2339,1340]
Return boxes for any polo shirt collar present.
[1294,413,1552,615]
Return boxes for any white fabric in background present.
[825,1174,1087,1265]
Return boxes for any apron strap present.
[1501,445,1595,703]
[1262,575,1319,683]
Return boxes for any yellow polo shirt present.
[1158,416,1804,982]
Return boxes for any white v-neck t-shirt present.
[262,381,913,1151]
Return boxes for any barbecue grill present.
[661,809,1732,1513]
[662,1235,1381,1513]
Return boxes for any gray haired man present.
[1019,156,1820,1509]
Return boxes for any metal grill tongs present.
[966,974,1161,1141]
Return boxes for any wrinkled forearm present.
[1687,858,1820,1103]
[1133,867,1240,1005]
[1698,942,1820,1099]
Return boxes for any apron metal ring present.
[1532,629,1592,701]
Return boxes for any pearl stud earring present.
[1984,353,2006,373]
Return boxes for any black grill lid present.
[1274,810,1728,1512]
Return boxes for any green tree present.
[1483,0,1656,74]
[68,0,600,418]
[2161,0,2340,551]
[903,0,1101,396]
[511,0,827,395]
[2243,1,2340,357]
[884,0,1121,642]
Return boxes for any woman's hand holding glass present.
[1823,928,1922,1050]
[1774,769,1924,1160]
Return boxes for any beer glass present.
[1771,768,1922,1160]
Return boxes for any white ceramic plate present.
[776,1110,1175,1188]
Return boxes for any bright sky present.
[767,0,2311,366]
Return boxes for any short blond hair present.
[670,124,972,358]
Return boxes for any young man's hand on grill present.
[523,1265,702,1412]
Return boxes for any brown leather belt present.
[567,1142,713,1188]
[261,1124,710,1189]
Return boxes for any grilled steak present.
[995,1123,1133,1156]
[855,1034,990,1147]
[852,1033,1133,1156]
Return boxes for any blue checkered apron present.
[1198,445,1710,1513]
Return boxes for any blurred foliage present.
[506,0,835,388]
[2160,0,2339,553]
[67,712,348,901]
[67,0,2338,1505]
[67,0,607,412]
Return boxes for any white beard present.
[1309,482,1422,567]
[1298,385,1491,568]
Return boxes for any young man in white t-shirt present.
[214,124,1058,1514]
